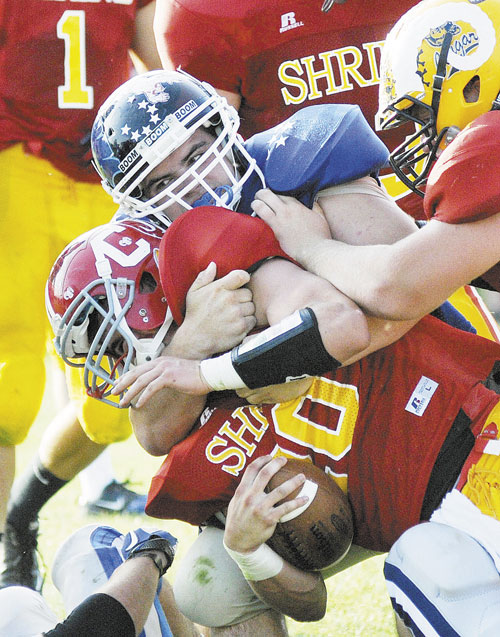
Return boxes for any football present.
[266,459,354,571]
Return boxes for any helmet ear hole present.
[463,76,480,104]
[140,271,158,294]
[86,297,108,344]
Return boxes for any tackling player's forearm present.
[249,563,327,622]
[250,258,371,365]
[130,386,206,456]
[298,217,500,320]
[129,322,218,455]
[284,236,418,319]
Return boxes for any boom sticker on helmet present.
[90,69,263,227]
[118,148,139,174]
[143,120,173,147]
[174,100,197,121]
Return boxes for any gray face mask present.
[322,0,348,12]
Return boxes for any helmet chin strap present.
[431,29,454,118]
[492,90,500,111]
[133,307,174,366]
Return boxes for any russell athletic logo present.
[405,376,439,417]
[280,12,304,33]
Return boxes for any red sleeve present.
[424,111,500,223]
[0,0,151,181]
[145,395,277,523]
[159,206,293,324]
[145,431,235,524]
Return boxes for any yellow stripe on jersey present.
[448,285,500,343]
[461,401,500,519]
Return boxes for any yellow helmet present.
[376,0,500,194]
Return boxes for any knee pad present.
[0,355,46,444]
[66,367,132,444]
[385,522,500,636]
[0,586,58,636]
[52,524,174,636]
[173,526,270,628]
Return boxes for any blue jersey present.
[238,103,390,213]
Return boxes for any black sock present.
[7,455,68,531]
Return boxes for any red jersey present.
[0,0,153,182]
[424,111,500,291]
[162,0,423,218]
[146,315,500,552]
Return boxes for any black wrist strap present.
[231,307,341,389]
[126,536,175,578]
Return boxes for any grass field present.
[17,369,398,637]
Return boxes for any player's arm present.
[333,215,500,320]
[152,0,175,69]
[257,188,500,319]
[252,180,424,339]
[248,257,370,363]
[252,178,418,259]
[128,264,256,455]
[319,179,418,245]
[115,256,416,404]
[114,259,371,404]
[248,256,417,367]
[130,1,162,73]
[223,455,327,622]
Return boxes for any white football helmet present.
[376,0,500,194]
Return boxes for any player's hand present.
[111,356,210,408]
[251,189,331,263]
[224,455,308,554]
[177,262,256,358]
[236,377,313,405]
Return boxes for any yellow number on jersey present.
[270,376,359,493]
[57,10,94,109]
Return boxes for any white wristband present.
[199,352,247,391]
[223,541,284,581]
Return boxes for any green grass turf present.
[16,369,397,636]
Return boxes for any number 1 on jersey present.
[57,10,94,109]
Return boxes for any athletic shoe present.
[82,480,148,515]
[0,520,43,591]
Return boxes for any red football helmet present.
[46,219,172,406]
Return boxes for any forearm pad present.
[43,593,135,637]
[200,308,340,391]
